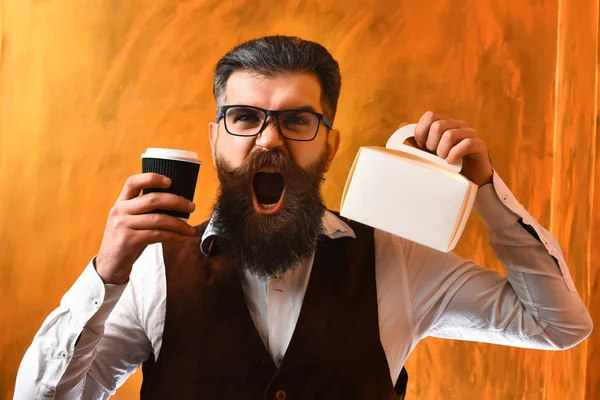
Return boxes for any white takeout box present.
[340,124,478,252]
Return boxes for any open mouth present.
[251,167,286,215]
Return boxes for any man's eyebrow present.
[291,105,320,113]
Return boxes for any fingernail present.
[417,141,424,149]
[189,202,196,211]
[163,177,171,185]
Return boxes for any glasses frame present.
[216,105,333,142]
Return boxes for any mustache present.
[218,148,289,176]
[216,147,324,185]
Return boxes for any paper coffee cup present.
[141,148,202,219]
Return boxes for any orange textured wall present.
[0,0,597,399]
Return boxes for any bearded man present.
[15,36,592,400]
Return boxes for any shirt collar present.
[200,210,356,255]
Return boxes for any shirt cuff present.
[60,258,128,329]
[473,171,521,232]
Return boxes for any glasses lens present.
[279,111,320,141]
[225,106,265,136]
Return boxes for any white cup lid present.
[141,148,202,165]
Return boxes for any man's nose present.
[255,117,285,151]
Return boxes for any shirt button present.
[275,390,287,400]
[92,299,100,308]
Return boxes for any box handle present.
[385,124,462,173]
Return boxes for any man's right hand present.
[95,173,197,285]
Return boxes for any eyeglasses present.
[216,105,333,142]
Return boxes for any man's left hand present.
[412,111,493,187]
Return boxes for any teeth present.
[260,203,277,210]
[258,167,281,174]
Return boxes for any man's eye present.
[285,116,308,125]
[234,113,259,122]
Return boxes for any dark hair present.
[213,36,342,122]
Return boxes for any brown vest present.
[140,218,407,399]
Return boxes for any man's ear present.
[324,129,340,173]
[208,122,219,167]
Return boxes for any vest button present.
[275,389,287,400]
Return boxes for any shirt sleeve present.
[404,172,593,350]
[14,246,157,399]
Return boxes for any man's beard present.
[212,147,328,278]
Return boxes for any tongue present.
[253,172,285,204]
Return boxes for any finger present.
[121,192,195,216]
[414,111,443,148]
[436,127,477,159]
[138,229,191,246]
[127,213,197,236]
[446,137,487,164]
[424,119,467,153]
[118,173,172,201]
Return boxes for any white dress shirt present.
[14,172,593,399]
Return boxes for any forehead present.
[224,71,323,111]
